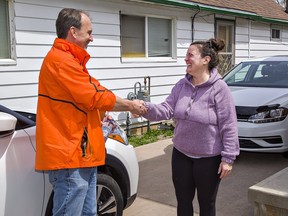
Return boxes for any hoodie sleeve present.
[214,80,240,164]
[143,79,184,121]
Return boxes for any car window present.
[223,61,288,88]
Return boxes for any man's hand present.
[112,96,147,116]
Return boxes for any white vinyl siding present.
[1,0,288,121]
[0,0,186,118]
[235,18,288,64]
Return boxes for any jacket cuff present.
[221,157,234,164]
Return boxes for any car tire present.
[97,173,124,216]
[45,173,124,216]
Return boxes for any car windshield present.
[223,61,288,88]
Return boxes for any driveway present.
[124,139,288,216]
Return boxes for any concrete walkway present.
[124,139,288,216]
[124,139,199,216]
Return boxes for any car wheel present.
[97,173,124,216]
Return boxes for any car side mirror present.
[0,112,17,138]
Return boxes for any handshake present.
[113,96,147,117]
[130,99,147,117]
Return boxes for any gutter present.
[141,0,288,25]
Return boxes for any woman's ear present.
[203,55,211,65]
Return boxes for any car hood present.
[228,86,288,107]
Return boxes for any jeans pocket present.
[48,170,58,184]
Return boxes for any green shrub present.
[128,129,173,147]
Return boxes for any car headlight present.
[248,107,288,123]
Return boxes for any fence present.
[218,53,233,76]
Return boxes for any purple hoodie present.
[143,68,239,164]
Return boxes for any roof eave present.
[141,0,288,25]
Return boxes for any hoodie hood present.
[184,68,222,87]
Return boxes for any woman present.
[143,38,239,216]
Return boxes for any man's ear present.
[69,26,77,39]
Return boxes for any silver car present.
[223,56,288,154]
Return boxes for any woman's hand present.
[218,162,233,179]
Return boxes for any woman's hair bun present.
[209,38,225,52]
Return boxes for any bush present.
[128,129,173,147]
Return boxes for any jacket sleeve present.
[214,80,240,164]
[55,60,116,111]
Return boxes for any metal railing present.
[218,53,233,76]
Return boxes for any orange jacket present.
[35,38,116,170]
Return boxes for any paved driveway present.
[124,139,288,216]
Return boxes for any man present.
[35,8,145,216]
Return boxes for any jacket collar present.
[53,38,90,69]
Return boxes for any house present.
[1,0,288,125]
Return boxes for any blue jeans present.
[48,167,97,216]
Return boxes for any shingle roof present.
[185,0,288,21]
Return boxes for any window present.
[120,14,174,60]
[271,28,281,40]
[0,0,15,65]
[216,19,235,75]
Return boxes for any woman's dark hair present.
[56,8,90,39]
[190,38,225,70]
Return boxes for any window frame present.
[0,0,16,66]
[215,18,235,75]
[120,13,176,63]
[271,27,281,41]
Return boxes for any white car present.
[223,56,288,153]
[0,104,139,216]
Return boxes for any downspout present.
[191,6,200,42]
[248,19,251,59]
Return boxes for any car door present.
[0,126,45,216]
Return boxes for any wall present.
[0,0,191,122]
[235,18,288,64]
[1,0,288,122]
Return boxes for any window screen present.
[121,14,172,58]
[148,17,171,57]
[271,29,281,39]
[121,15,145,57]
